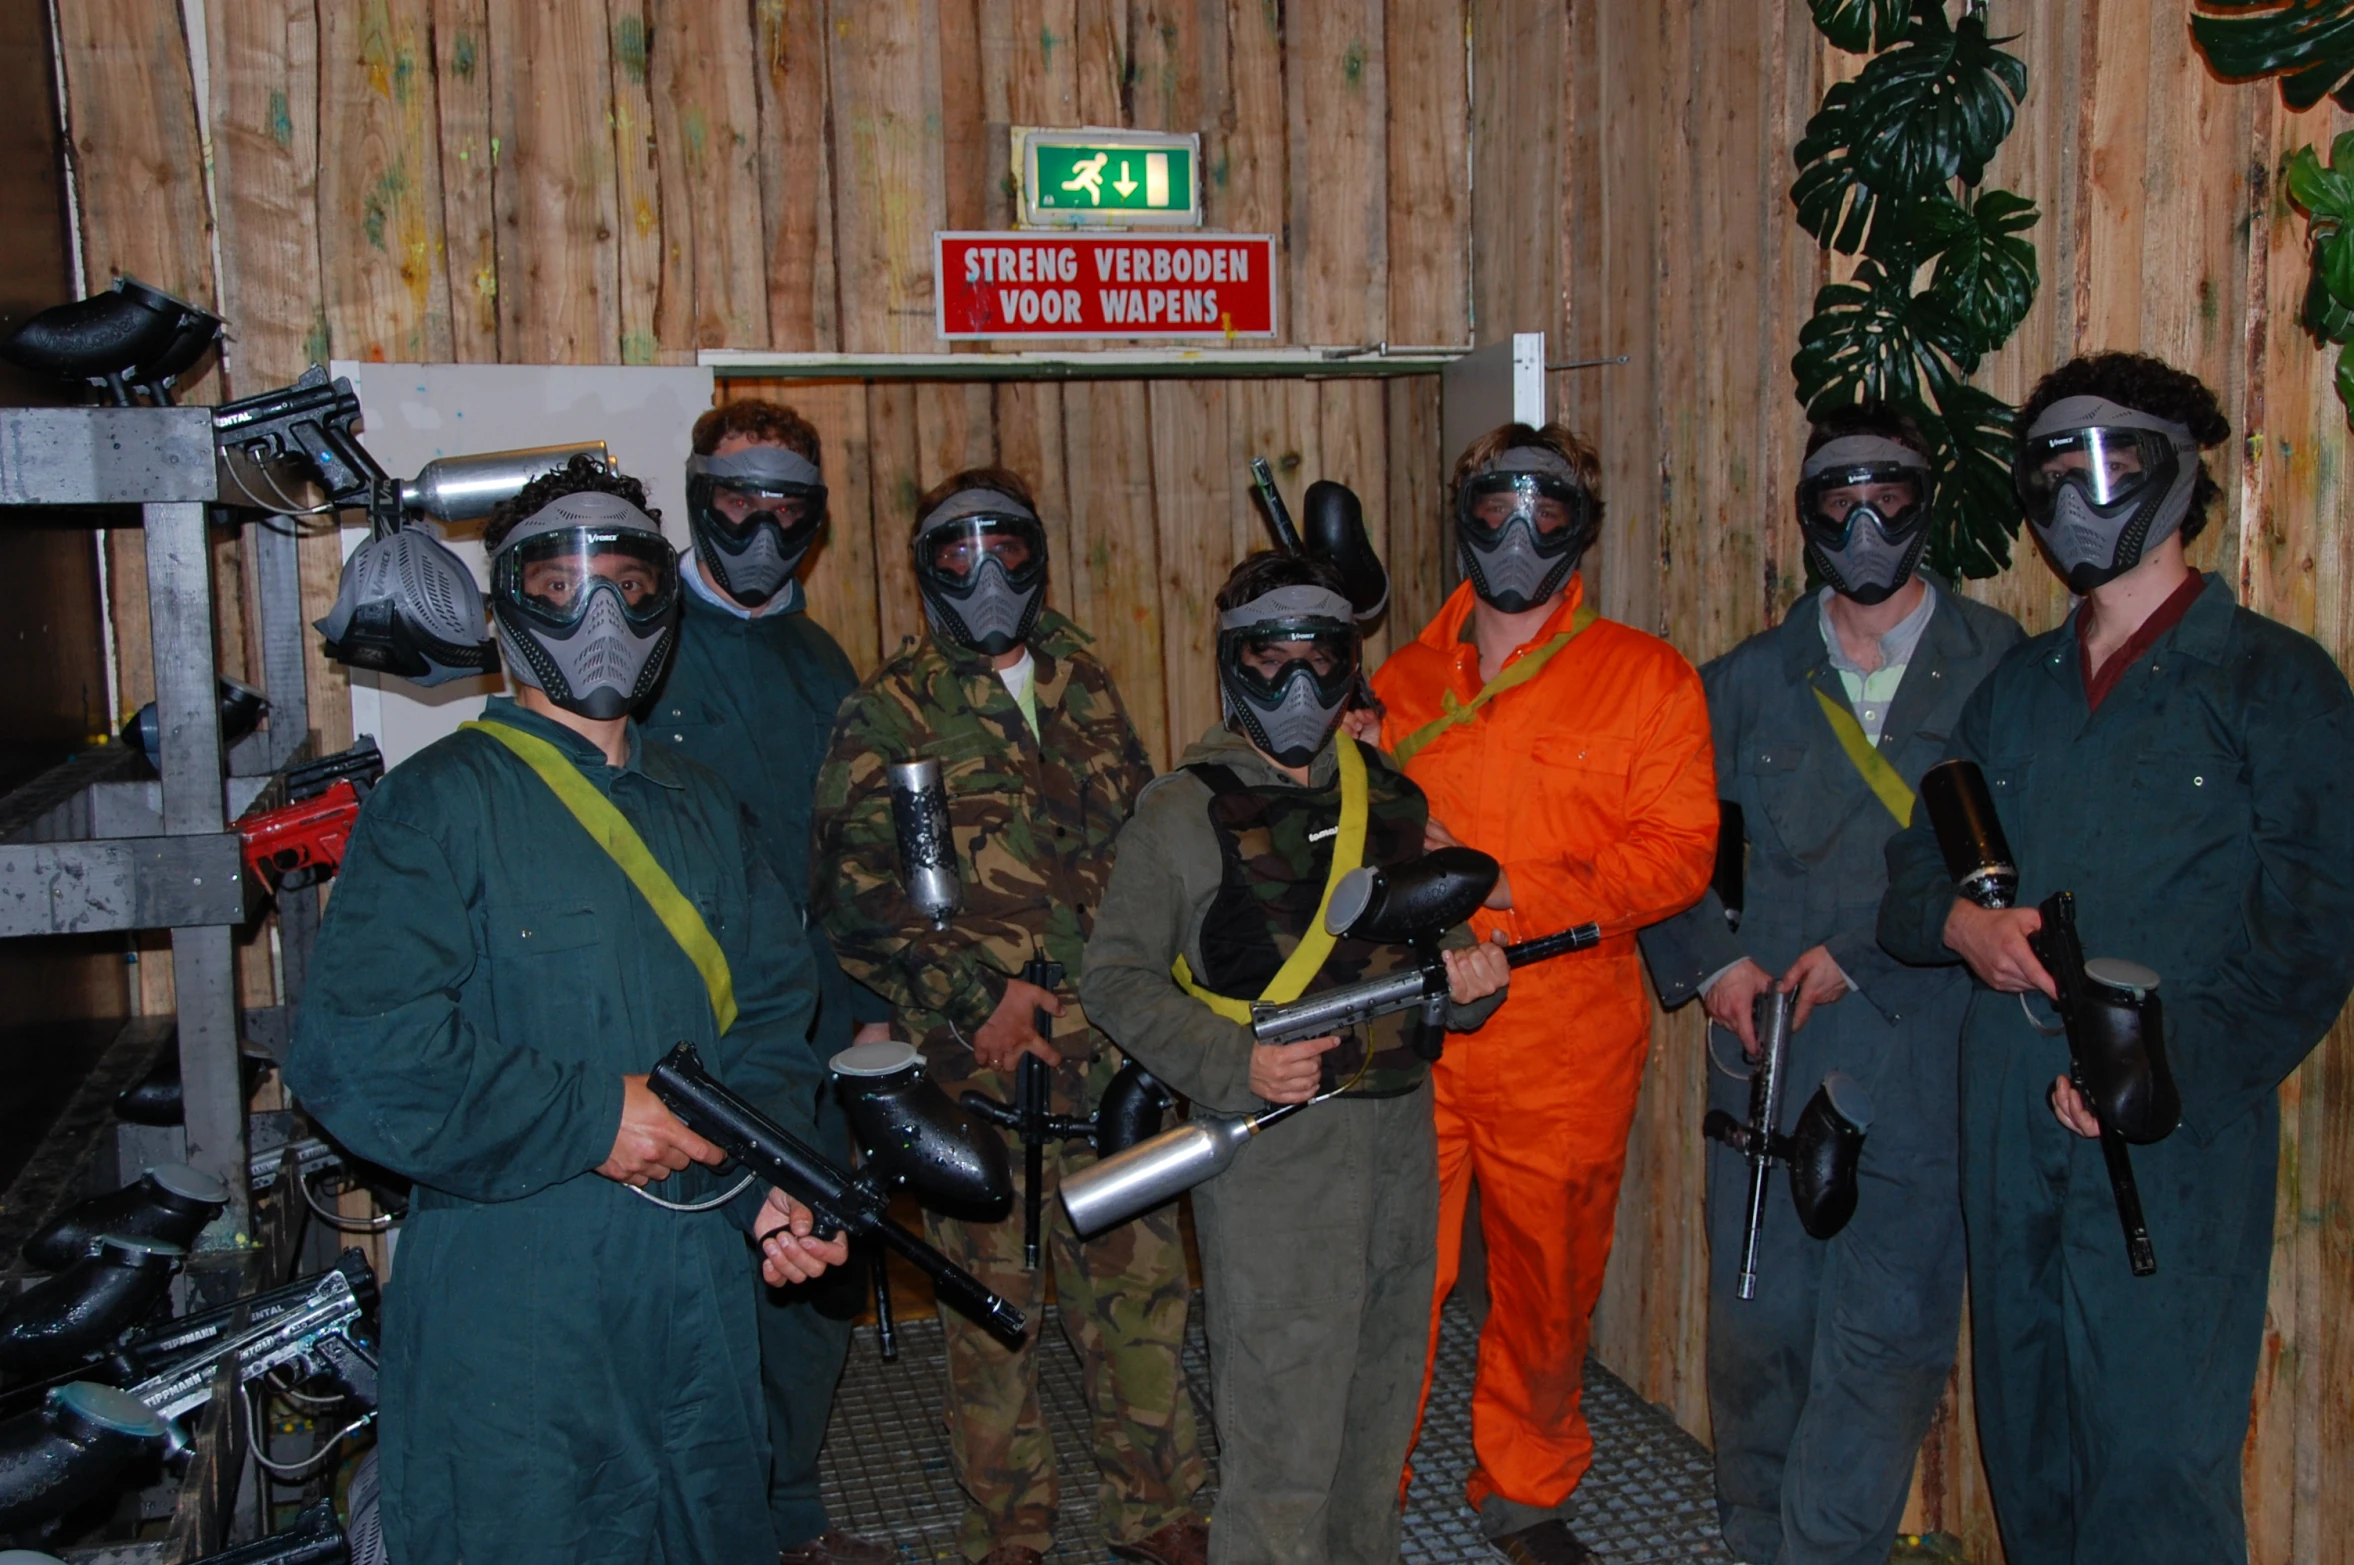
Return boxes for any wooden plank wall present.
[1475,2,2354,1560]
[54,1,1465,786]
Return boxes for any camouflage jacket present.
[811,611,1155,1067]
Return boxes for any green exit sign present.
[1015,127,1202,229]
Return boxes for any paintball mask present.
[1216,584,1362,768]
[913,489,1050,656]
[685,445,828,606]
[2015,396,2201,593]
[488,490,682,719]
[1455,446,1597,612]
[1797,436,1934,604]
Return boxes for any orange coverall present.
[1372,574,1716,1517]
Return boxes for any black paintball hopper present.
[1094,1062,1175,1158]
[1324,847,1499,944]
[2075,957,2180,1145]
[0,276,223,407]
[21,1165,229,1273]
[1302,480,1389,621]
[114,1048,272,1128]
[1785,1073,1872,1241]
[830,1041,1014,1220]
[0,1382,168,1536]
[119,677,268,772]
[0,1238,183,1380]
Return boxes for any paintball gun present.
[1700,990,1873,1300]
[0,1237,184,1380]
[1714,800,1746,933]
[1061,851,1608,1237]
[19,1165,228,1273]
[650,1043,1029,1348]
[236,737,385,891]
[960,957,1093,1271]
[0,274,222,406]
[1920,758,2179,1277]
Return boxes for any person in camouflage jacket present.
[810,466,1208,1565]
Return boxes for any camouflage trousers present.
[922,1050,1207,1560]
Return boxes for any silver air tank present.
[398,442,612,527]
[887,759,962,929]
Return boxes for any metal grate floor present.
[816,1294,1732,1564]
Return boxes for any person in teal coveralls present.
[642,399,893,1565]
[1878,353,2354,1564]
[1641,404,2023,1565]
[287,459,847,1565]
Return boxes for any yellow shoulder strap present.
[1809,684,1917,827]
[463,719,739,1034]
[1391,604,1598,768]
[1171,735,1371,1020]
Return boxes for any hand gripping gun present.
[1061,850,1607,1237]
[1701,991,1874,1300]
[1920,759,2180,1277]
[650,1043,1029,1347]
[960,957,1095,1271]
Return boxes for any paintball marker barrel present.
[1248,919,1603,1047]
[1736,991,1793,1301]
[1247,457,1306,555]
[649,1044,1028,1347]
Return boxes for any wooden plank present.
[1385,0,1468,348]
[207,0,324,390]
[607,0,667,363]
[915,382,998,487]
[1317,377,1393,664]
[826,0,945,354]
[1148,379,1231,768]
[644,0,771,355]
[1072,0,1129,126]
[1470,0,1558,349]
[1059,381,1166,760]
[485,1,619,362]
[753,0,837,350]
[431,0,500,361]
[1206,0,1286,263]
[317,0,454,364]
[983,0,1080,126]
[1227,375,1322,562]
[1383,373,1449,639]
[1129,0,1204,134]
[1283,0,1387,346]
[747,378,881,673]
[865,381,929,657]
[994,381,1075,621]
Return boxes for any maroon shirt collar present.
[2080,569,2206,711]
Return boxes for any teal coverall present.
[1878,575,2354,1563]
[287,697,825,1565]
[1640,580,2021,1564]
[645,574,883,1547]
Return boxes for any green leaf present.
[2285,140,2354,224]
[1916,376,2022,581]
[2193,2,2354,112]
[2305,263,2354,341]
[1811,0,1912,52]
[1926,188,2042,349]
[2336,341,2354,415]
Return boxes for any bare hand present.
[598,1074,724,1186]
[1340,707,1383,746]
[971,978,1064,1071]
[1779,945,1850,1032]
[1442,935,1510,1006]
[1943,900,2056,998]
[850,1020,894,1046]
[2049,1074,2102,1139]
[1251,1034,1341,1104]
[1703,958,1775,1059]
[755,1187,851,1285]
[1423,817,1511,909]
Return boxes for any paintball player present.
[1878,352,2354,1563]
[1083,550,1510,1565]
[286,457,847,1564]
[1372,422,1717,1565]
[644,398,892,1565]
[1639,404,2023,1564]
[810,467,1209,1565]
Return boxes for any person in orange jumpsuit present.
[1370,422,1717,1565]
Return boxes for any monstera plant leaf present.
[1791,1,2028,255]
[1913,376,2022,580]
[1924,188,2041,346]
[1793,255,1982,414]
[2193,0,2354,112]
[1812,0,1914,53]
[2284,129,2354,418]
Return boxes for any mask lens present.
[1223,621,1358,701]
[1459,473,1588,546]
[1802,464,1927,544]
[923,517,1042,580]
[2019,428,2162,511]
[507,528,679,625]
[705,481,819,538]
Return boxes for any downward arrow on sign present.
[1113,160,1139,198]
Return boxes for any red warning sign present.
[935,231,1279,341]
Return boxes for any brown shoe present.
[1490,1519,1596,1565]
[978,1548,1044,1565]
[779,1532,898,1565]
[1108,1519,1210,1565]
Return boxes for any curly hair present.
[1449,422,1606,536]
[691,399,822,464]
[2018,352,2231,544]
[481,453,657,552]
[1215,550,1351,614]
[1805,401,1931,461]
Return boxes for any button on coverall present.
[287,698,824,1565]
[1373,576,1717,1520]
